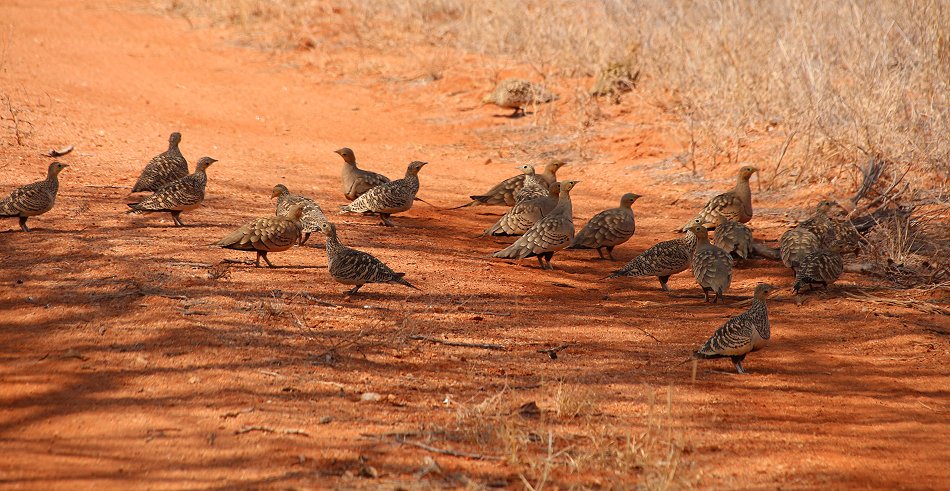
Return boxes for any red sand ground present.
[1,1,948,489]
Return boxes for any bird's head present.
[559,180,580,193]
[620,193,642,207]
[738,165,759,180]
[407,161,428,175]
[169,132,182,145]
[271,184,289,199]
[334,147,356,164]
[517,164,536,175]
[48,161,69,176]
[754,283,777,299]
[195,156,218,171]
[544,160,567,175]
[285,203,305,220]
[687,222,709,239]
[548,181,562,196]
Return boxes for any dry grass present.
[448,381,695,488]
[162,0,949,190]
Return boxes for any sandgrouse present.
[793,244,844,294]
[713,215,753,260]
[568,192,640,260]
[217,204,305,267]
[340,161,427,226]
[692,283,776,375]
[271,184,327,245]
[682,165,758,230]
[458,160,566,208]
[689,223,734,303]
[482,78,557,117]
[319,221,419,294]
[512,165,550,203]
[132,132,188,193]
[127,156,217,226]
[336,147,390,201]
[482,182,560,237]
[0,161,68,232]
[607,218,701,291]
[493,180,579,270]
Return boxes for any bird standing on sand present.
[482,78,557,117]
[689,223,734,303]
[216,204,305,267]
[513,165,550,203]
[132,132,188,193]
[607,218,701,291]
[682,165,758,230]
[340,161,427,226]
[336,147,391,201]
[457,160,566,208]
[712,215,753,260]
[482,182,560,237]
[793,245,845,294]
[0,161,68,232]
[780,200,838,269]
[493,180,579,270]
[272,184,326,245]
[126,156,217,226]
[692,283,776,375]
[319,221,419,294]
[568,192,640,260]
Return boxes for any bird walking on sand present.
[454,160,566,209]
[712,215,753,260]
[216,204,305,267]
[340,161,427,226]
[0,161,68,232]
[607,218,701,291]
[689,223,734,303]
[336,147,391,201]
[692,283,776,376]
[682,165,758,230]
[493,180,579,270]
[512,165,550,203]
[126,156,217,226]
[132,132,188,193]
[793,245,844,294]
[568,192,640,260]
[319,221,419,295]
[482,78,557,117]
[272,184,326,245]
[780,200,841,269]
[482,182,560,237]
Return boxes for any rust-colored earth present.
[1,1,947,489]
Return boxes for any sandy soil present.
[1,1,948,489]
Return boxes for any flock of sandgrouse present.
[0,79,862,375]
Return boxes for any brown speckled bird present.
[319,221,419,294]
[606,220,701,291]
[793,245,844,293]
[692,283,776,374]
[713,215,753,260]
[458,160,566,208]
[493,180,579,270]
[568,193,640,260]
[336,147,391,201]
[340,161,427,226]
[799,200,837,244]
[779,227,820,270]
[126,156,217,226]
[683,166,758,230]
[689,223,734,303]
[513,165,550,203]
[217,204,305,267]
[0,161,68,232]
[482,182,560,237]
[271,184,327,245]
[132,132,188,193]
[482,78,557,117]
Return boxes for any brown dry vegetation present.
[1,0,948,489]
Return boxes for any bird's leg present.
[18,216,30,232]
[714,289,722,303]
[702,287,710,302]
[379,214,395,227]
[254,253,261,268]
[347,285,362,295]
[261,252,275,268]
[596,248,606,260]
[537,256,546,269]
[731,356,747,374]
[658,276,671,292]
[300,232,310,245]
[544,252,555,270]
[171,211,184,227]
[509,107,522,118]
[606,246,615,261]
